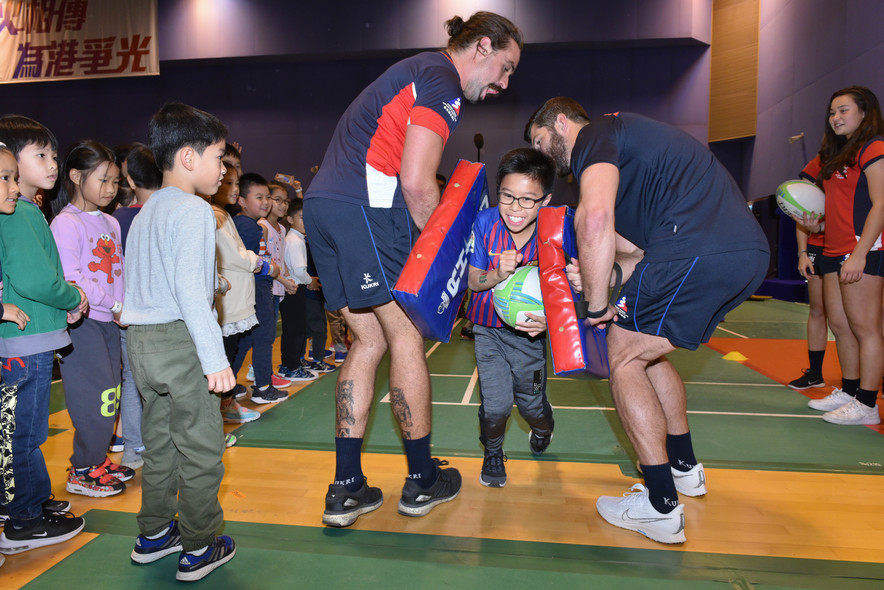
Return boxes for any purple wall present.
[1,1,712,205]
[748,0,884,199]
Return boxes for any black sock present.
[808,350,825,376]
[334,437,364,492]
[403,434,436,489]
[640,463,679,514]
[842,378,860,397]
[666,432,697,472]
[855,388,878,408]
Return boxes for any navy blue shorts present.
[303,197,415,311]
[613,249,769,350]
[805,243,823,276]
[817,250,884,277]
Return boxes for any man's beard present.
[548,130,571,177]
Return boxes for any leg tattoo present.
[389,387,414,439]
[336,380,356,437]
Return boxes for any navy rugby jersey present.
[306,51,463,209]
[466,208,539,328]
[570,112,768,261]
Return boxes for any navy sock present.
[666,432,697,472]
[640,463,679,514]
[855,388,878,408]
[334,437,364,492]
[842,378,860,397]
[403,434,436,489]
[808,350,825,376]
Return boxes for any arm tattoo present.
[479,273,488,284]
[389,387,414,440]
[336,379,356,437]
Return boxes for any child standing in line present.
[233,173,291,402]
[123,102,237,582]
[466,148,556,488]
[50,140,134,498]
[279,199,319,382]
[0,133,88,555]
[302,234,337,374]
[209,166,261,425]
[112,143,163,469]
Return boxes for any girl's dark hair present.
[445,11,522,53]
[53,140,116,216]
[496,147,556,195]
[817,86,884,183]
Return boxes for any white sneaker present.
[672,463,706,497]
[822,398,880,425]
[808,388,853,411]
[596,484,686,544]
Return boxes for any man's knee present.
[607,326,674,371]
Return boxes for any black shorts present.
[303,197,415,311]
[805,244,823,277]
[613,249,769,350]
[817,250,884,277]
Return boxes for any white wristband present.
[110,300,123,314]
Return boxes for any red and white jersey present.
[306,51,463,209]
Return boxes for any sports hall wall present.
[0,0,711,205]
[747,0,884,199]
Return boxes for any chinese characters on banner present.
[0,0,158,84]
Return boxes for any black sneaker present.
[529,430,554,456]
[788,369,824,390]
[250,384,288,404]
[479,448,507,488]
[131,520,183,564]
[0,495,70,522]
[322,479,384,527]
[398,459,462,517]
[0,512,85,554]
[176,535,236,582]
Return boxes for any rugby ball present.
[776,180,825,219]
[492,266,545,327]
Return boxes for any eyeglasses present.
[497,191,546,209]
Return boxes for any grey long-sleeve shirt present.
[121,187,228,375]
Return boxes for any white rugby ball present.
[776,180,825,219]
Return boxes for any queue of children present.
[0,106,344,579]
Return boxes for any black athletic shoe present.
[0,495,70,522]
[250,384,288,404]
[0,512,85,554]
[479,448,507,488]
[529,430,554,456]
[176,535,236,582]
[322,479,384,527]
[788,368,825,390]
[398,459,462,517]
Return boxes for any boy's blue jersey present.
[467,208,539,328]
[305,51,463,209]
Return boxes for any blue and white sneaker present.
[131,520,183,564]
[281,364,319,382]
[246,365,255,382]
[309,349,334,362]
[334,349,348,363]
[303,359,336,374]
[176,535,236,582]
